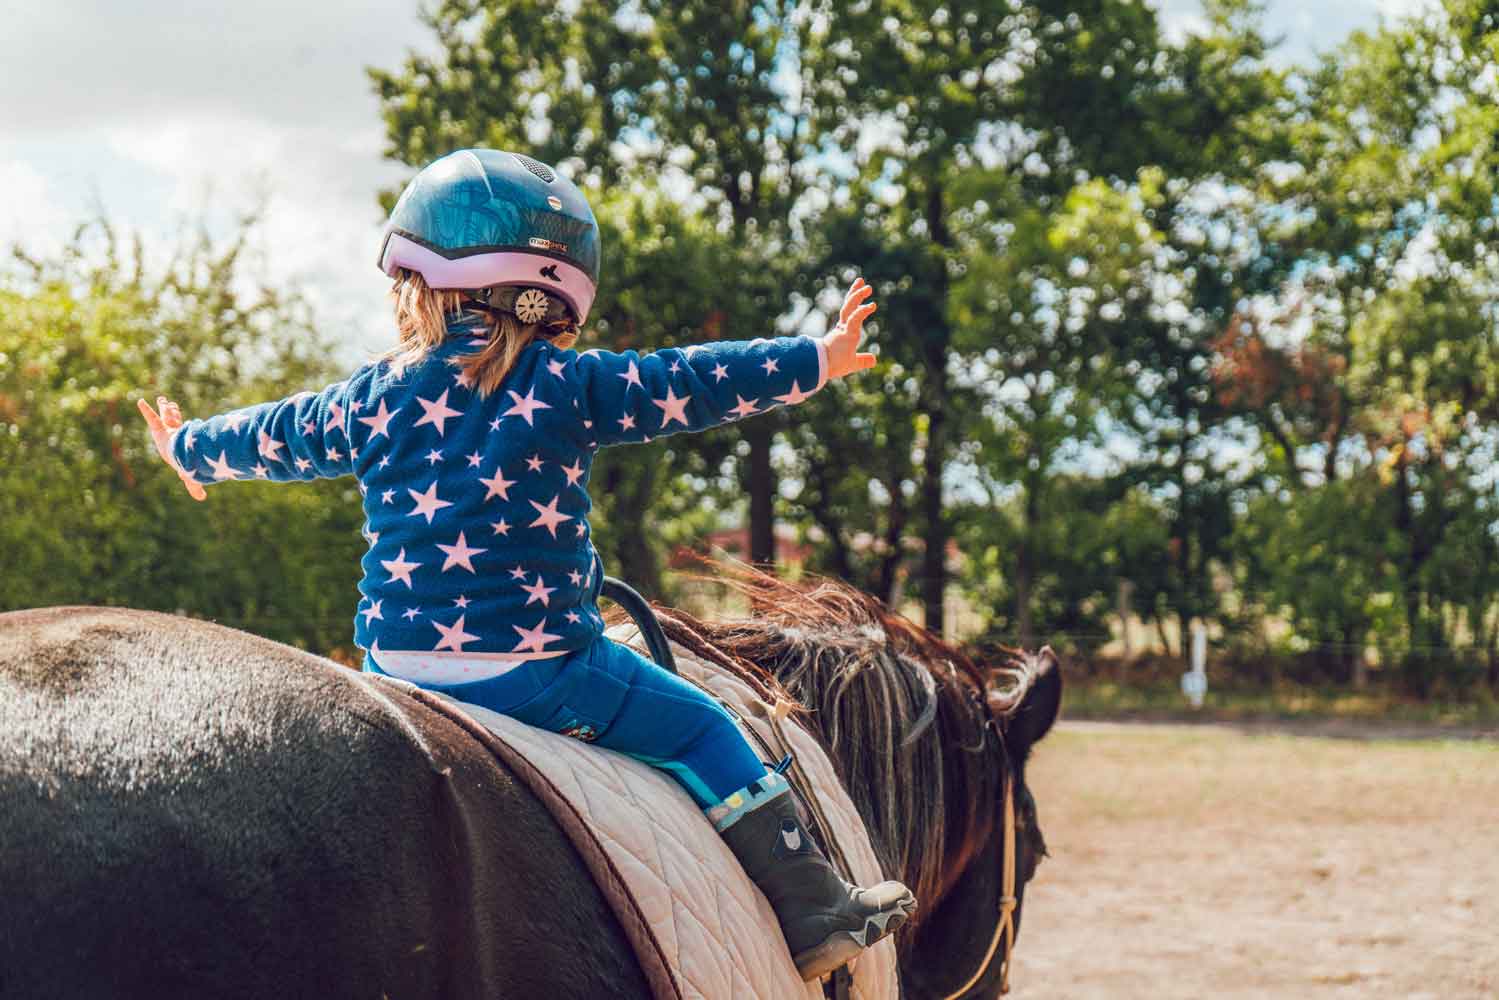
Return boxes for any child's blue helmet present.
[378,149,601,324]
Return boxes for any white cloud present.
[0,1,436,363]
[1153,0,1391,66]
[0,158,70,259]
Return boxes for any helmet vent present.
[514,153,556,184]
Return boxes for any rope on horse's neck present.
[940,765,1017,1000]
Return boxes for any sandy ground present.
[1010,721,1499,999]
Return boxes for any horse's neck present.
[790,667,998,910]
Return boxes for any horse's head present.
[638,561,1063,997]
[903,646,1062,999]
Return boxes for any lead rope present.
[940,777,1017,999]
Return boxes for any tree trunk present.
[873,474,909,606]
[601,458,662,595]
[920,361,948,635]
[919,181,952,636]
[1344,623,1367,690]
[745,420,776,565]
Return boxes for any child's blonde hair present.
[385,269,580,396]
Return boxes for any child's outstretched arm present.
[137,371,371,495]
[573,278,878,449]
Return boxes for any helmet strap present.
[464,285,574,327]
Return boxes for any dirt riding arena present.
[1014,721,1498,998]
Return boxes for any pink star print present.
[668,359,681,374]
[729,394,760,419]
[437,531,487,573]
[652,386,692,427]
[326,446,342,462]
[454,368,475,389]
[512,618,561,654]
[301,419,316,436]
[761,357,779,375]
[619,413,636,431]
[454,595,471,609]
[381,548,421,588]
[547,358,567,378]
[258,432,284,461]
[618,360,643,389]
[526,454,544,473]
[568,569,583,586]
[466,451,483,468]
[565,611,581,624]
[510,565,528,581]
[294,457,311,472]
[407,481,452,523]
[773,380,814,406]
[252,463,269,479]
[425,449,443,465]
[402,607,421,621]
[561,458,585,487]
[504,386,551,426]
[521,574,556,607]
[491,518,511,536]
[479,466,516,501]
[360,599,383,624]
[381,489,395,504]
[205,451,238,481]
[325,400,345,434]
[413,390,463,436]
[528,495,572,537]
[357,399,399,438]
[433,615,481,653]
[712,363,729,382]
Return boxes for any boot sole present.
[793,893,917,981]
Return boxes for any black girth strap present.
[599,576,679,674]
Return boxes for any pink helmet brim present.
[380,232,597,324]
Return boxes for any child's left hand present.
[137,396,207,501]
[822,278,879,380]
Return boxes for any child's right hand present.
[137,396,207,501]
[822,278,879,380]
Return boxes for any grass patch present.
[1063,676,1499,728]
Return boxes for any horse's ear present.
[1003,647,1062,764]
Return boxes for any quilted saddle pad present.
[373,626,899,1000]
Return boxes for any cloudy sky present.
[1,0,1429,363]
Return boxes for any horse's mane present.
[635,561,1042,929]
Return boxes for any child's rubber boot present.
[715,777,916,980]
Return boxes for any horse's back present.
[0,606,650,999]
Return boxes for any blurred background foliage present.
[5,0,1498,707]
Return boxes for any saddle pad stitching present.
[395,635,899,1000]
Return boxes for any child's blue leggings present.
[364,635,768,809]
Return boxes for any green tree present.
[369,0,824,568]
[0,221,365,653]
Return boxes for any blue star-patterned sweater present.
[170,314,827,668]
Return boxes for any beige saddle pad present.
[374,626,899,1000]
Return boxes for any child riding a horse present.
[137,148,915,980]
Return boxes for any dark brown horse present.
[0,576,1058,999]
